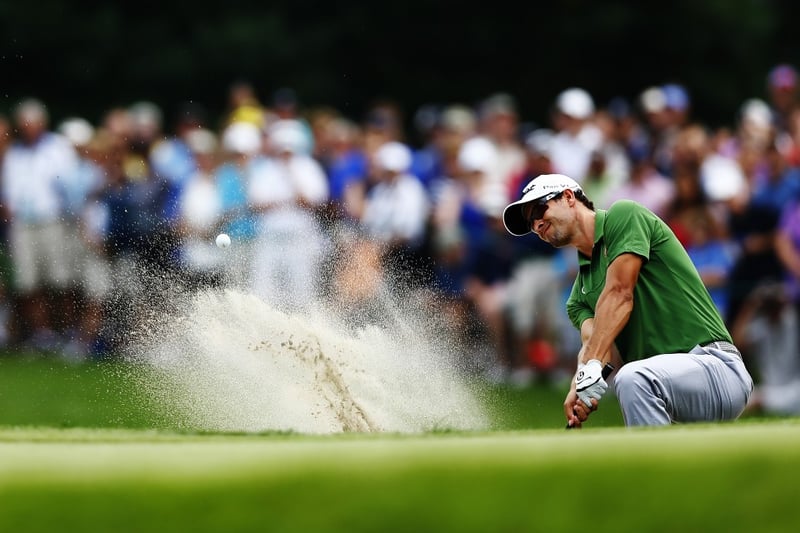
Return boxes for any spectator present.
[579,150,616,211]
[409,103,445,191]
[360,140,431,290]
[307,105,341,167]
[605,144,675,219]
[176,128,227,291]
[75,131,116,358]
[657,83,693,179]
[509,128,555,195]
[549,87,603,183]
[317,117,369,224]
[248,119,330,311]
[723,131,793,329]
[433,136,511,381]
[362,99,405,158]
[419,104,479,199]
[638,85,674,177]
[590,100,633,191]
[1,98,79,351]
[91,132,160,354]
[0,113,12,346]
[766,63,799,138]
[215,121,262,289]
[730,282,800,416]
[724,179,784,327]
[684,209,738,319]
[57,117,105,358]
[268,87,315,154]
[426,134,490,303]
[662,83,692,130]
[782,106,800,167]
[775,195,800,310]
[150,101,209,190]
[325,228,389,328]
[123,100,182,274]
[224,79,266,128]
[475,93,527,214]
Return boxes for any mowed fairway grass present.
[1,354,798,532]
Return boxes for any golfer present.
[502,174,753,427]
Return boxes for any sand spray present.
[121,232,492,434]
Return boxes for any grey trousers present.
[614,344,754,426]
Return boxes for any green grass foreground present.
[1,354,797,532]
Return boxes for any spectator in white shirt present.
[361,141,432,288]
[1,98,79,350]
[248,119,330,311]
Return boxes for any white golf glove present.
[575,359,609,407]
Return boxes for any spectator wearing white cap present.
[176,128,227,290]
[361,141,431,287]
[57,117,106,358]
[638,85,672,176]
[731,98,775,169]
[247,118,330,311]
[213,121,262,288]
[426,136,494,299]
[426,135,487,296]
[549,87,603,183]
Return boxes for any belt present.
[703,341,742,360]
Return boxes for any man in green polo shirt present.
[502,173,753,427]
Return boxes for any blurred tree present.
[0,0,795,133]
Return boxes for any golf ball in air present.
[215,233,231,248]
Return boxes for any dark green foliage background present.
[1,0,798,132]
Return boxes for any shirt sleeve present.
[604,200,653,263]
[566,275,594,330]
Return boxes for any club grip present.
[565,362,615,429]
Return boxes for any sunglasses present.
[526,191,564,227]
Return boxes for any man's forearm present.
[579,286,632,365]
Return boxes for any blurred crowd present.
[3,65,800,415]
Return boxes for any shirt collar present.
[577,209,606,266]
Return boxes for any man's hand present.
[564,388,596,428]
[575,359,609,407]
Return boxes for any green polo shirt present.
[566,200,731,362]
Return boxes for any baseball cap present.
[768,64,798,89]
[58,117,94,147]
[556,88,594,120]
[185,128,218,155]
[374,141,412,173]
[639,86,666,114]
[662,83,690,111]
[222,121,261,155]
[457,136,497,173]
[502,174,582,236]
[739,98,772,129]
[267,119,309,154]
[525,128,554,156]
